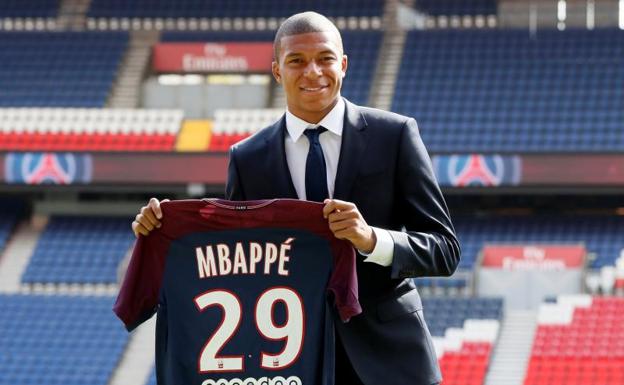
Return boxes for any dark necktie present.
[303,127,329,202]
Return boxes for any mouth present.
[299,85,329,93]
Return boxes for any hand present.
[322,199,376,253]
[131,197,169,237]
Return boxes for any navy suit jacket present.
[226,98,461,385]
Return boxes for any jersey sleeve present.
[113,229,170,332]
[327,239,362,323]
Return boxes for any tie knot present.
[303,126,327,143]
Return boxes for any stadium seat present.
[414,0,497,16]
[454,214,624,270]
[424,297,503,385]
[0,0,59,18]
[0,108,183,151]
[21,215,135,284]
[393,29,624,153]
[524,296,624,385]
[0,294,128,385]
[0,32,128,108]
[87,0,385,18]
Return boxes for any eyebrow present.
[284,50,338,58]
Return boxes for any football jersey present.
[114,199,361,385]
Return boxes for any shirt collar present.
[285,98,345,142]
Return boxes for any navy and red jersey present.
[114,199,361,385]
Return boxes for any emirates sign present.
[481,245,585,270]
[153,42,274,73]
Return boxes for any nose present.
[303,60,322,78]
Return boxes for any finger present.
[322,199,337,218]
[329,218,358,233]
[136,213,155,231]
[326,199,354,210]
[332,228,357,241]
[140,206,160,228]
[148,197,163,219]
[132,221,150,237]
[327,210,358,223]
[131,221,139,237]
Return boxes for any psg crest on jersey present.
[5,152,92,185]
[433,154,522,187]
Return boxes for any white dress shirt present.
[284,98,394,266]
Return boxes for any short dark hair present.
[273,12,343,60]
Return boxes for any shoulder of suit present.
[229,119,279,154]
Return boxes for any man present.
[133,12,460,385]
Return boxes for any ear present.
[341,54,348,78]
[272,61,281,84]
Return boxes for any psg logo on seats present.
[5,152,92,185]
[433,154,522,187]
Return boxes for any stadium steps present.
[0,216,47,293]
[484,309,538,385]
[108,30,160,108]
[57,0,91,30]
[109,315,156,385]
[368,0,407,110]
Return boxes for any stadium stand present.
[87,0,385,18]
[2,2,624,385]
[0,108,183,151]
[393,28,624,153]
[211,108,283,151]
[0,0,59,18]
[0,294,128,385]
[454,215,624,270]
[0,32,128,108]
[524,295,624,385]
[21,216,135,284]
[414,0,497,16]
[424,297,503,385]
[160,30,382,106]
[161,31,275,43]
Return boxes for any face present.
[272,31,348,124]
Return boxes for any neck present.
[288,97,340,124]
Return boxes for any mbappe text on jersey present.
[195,238,295,279]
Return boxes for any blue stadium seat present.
[0,32,128,107]
[0,294,128,385]
[415,0,497,16]
[454,214,624,270]
[0,0,60,18]
[88,0,384,18]
[21,215,135,284]
[422,297,503,337]
[393,29,624,153]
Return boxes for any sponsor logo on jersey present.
[433,154,522,187]
[201,376,302,385]
[5,152,92,184]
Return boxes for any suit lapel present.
[333,99,369,201]
[263,115,298,199]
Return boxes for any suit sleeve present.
[388,118,461,279]
[225,146,246,200]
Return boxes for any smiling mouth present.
[300,86,328,92]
